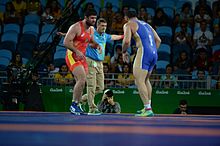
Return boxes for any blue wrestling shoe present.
[135,110,154,117]
[70,102,86,115]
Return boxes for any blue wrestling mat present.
[0,111,220,146]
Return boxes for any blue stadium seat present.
[18,41,36,59]
[53,50,66,67]
[158,0,175,8]
[0,4,5,12]
[213,37,220,45]
[157,52,170,62]
[156,60,169,67]
[156,60,169,74]
[93,5,101,14]
[156,26,172,37]
[104,0,120,8]
[59,37,64,45]
[22,57,29,65]
[54,58,66,68]
[1,0,12,5]
[146,8,155,17]
[19,34,38,44]
[23,23,39,37]
[0,41,16,52]
[140,0,157,9]
[41,24,56,34]
[24,14,41,25]
[40,0,46,8]
[156,26,172,45]
[1,31,19,44]
[54,50,66,60]
[158,44,171,54]
[57,0,65,8]
[3,23,20,34]
[56,45,66,52]
[175,26,192,35]
[0,49,12,60]
[112,5,120,12]
[212,45,220,54]
[39,32,53,43]
[85,0,101,8]
[162,7,174,19]
[0,57,10,70]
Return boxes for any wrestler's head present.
[84,9,97,26]
[125,8,137,19]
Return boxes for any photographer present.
[97,89,121,113]
[0,65,23,111]
[173,99,192,115]
[23,72,44,111]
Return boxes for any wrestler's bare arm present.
[63,23,80,52]
[122,23,132,63]
[122,23,132,53]
[111,34,124,41]
[147,24,161,49]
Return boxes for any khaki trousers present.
[86,57,104,108]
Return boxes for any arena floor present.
[0,111,220,146]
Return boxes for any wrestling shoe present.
[135,110,154,117]
[136,108,145,114]
[79,102,86,112]
[88,108,102,116]
[70,102,86,115]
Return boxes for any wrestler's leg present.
[72,65,86,103]
[133,67,149,105]
[145,71,152,104]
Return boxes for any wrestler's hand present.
[75,50,85,60]
[122,52,129,63]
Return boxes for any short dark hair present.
[179,99,187,105]
[166,64,172,69]
[84,9,97,17]
[126,8,137,18]
[104,89,113,97]
[97,18,107,25]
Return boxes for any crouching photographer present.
[97,89,121,113]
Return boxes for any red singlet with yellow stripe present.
[65,21,92,73]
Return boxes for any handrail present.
[0,72,219,89]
